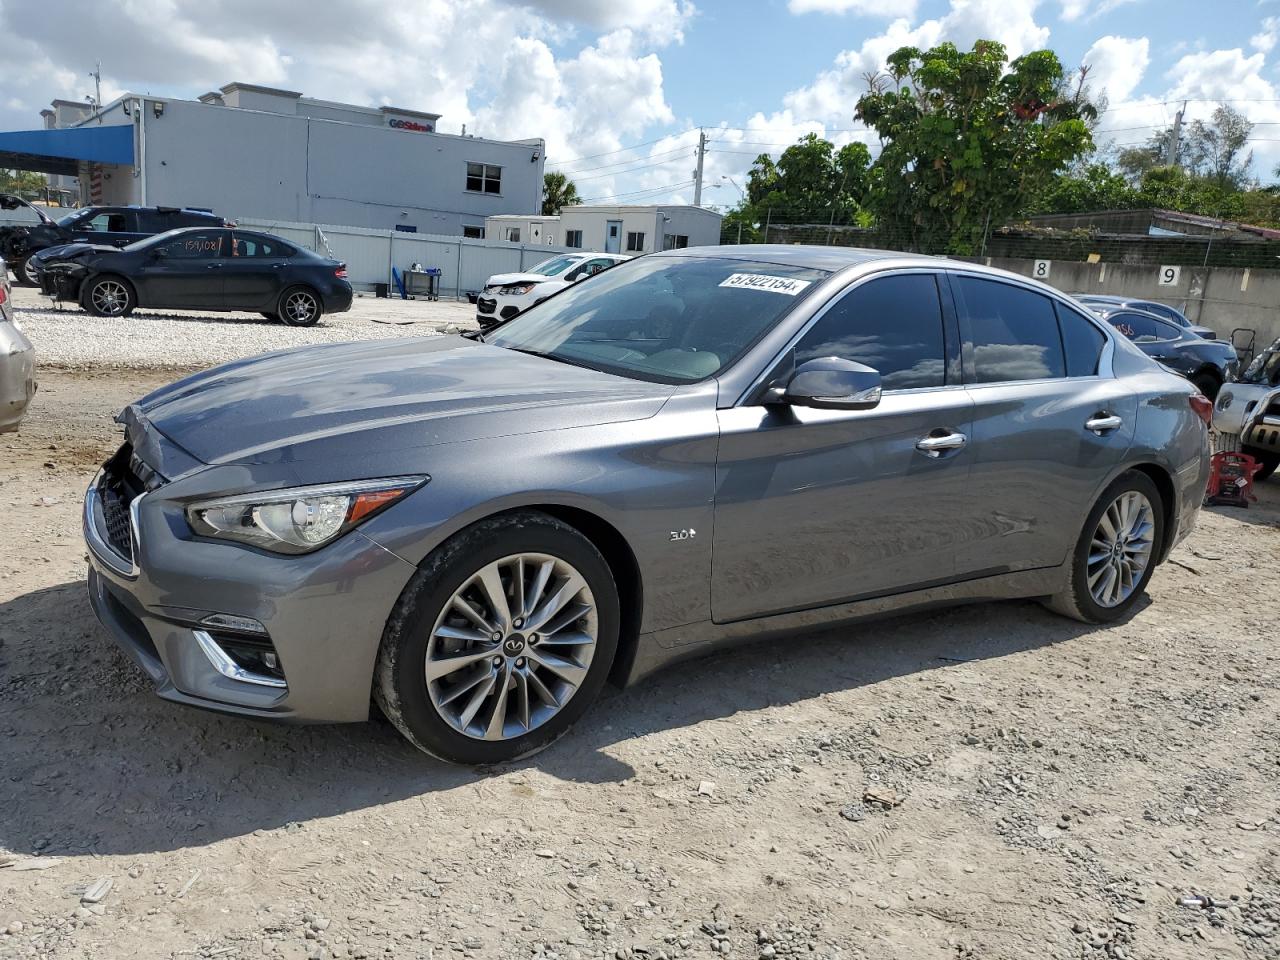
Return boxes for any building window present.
[466,162,502,194]
[663,233,689,250]
[564,229,583,248]
[626,231,645,252]
[463,225,485,239]
[505,227,521,242]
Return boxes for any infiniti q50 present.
[83,247,1211,764]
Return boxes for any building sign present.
[389,118,434,133]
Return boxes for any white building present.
[484,204,723,253]
[0,82,545,236]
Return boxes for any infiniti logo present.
[502,636,526,657]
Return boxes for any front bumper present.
[0,319,36,433]
[83,445,417,723]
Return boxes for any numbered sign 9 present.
[1033,259,1051,280]
[1158,265,1181,286]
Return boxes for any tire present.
[1245,447,1279,482]
[1043,470,1165,624]
[13,256,38,287]
[374,510,620,764]
[81,275,136,318]
[1191,372,1221,401]
[260,311,279,322]
[278,286,322,327]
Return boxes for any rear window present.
[488,256,830,384]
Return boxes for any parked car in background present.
[85,247,1210,764]
[1,194,224,286]
[40,227,351,326]
[0,256,36,432]
[1072,293,1216,340]
[476,252,628,328]
[1214,335,1280,480]
[1088,303,1238,400]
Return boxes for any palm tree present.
[542,172,581,216]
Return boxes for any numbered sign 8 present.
[1034,259,1051,280]
[1158,265,1181,286]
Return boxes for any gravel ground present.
[7,284,478,370]
[0,371,1278,960]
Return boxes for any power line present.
[581,179,696,203]
[549,146,692,178]
[546,130,696,166]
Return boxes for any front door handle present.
[1085,414,1123,435]
[207,262,223,269]
[915,431,968,458]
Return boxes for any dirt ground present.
[1,368,1279,960]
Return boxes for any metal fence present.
[237,218,575,297]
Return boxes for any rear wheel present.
[1245,447,1279,482]
[278,286,322,327]
[1191,372,1221,401]
[14,256,39,287]
[374,511,619,764]
[1044,471,1164,623]
[81,275,136,318]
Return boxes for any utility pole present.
[692,128,707,207]
[1165,100,1187,168]
[88,62,102,113]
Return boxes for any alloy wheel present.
[22,258,38,285]
[425,552,598,741]
[90,280,129,316]
[284,291,318,324]
[1087,490,1155,608]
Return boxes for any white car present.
[476,252,628,328]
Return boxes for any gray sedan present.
[1,257,36,433]
[84,247,1211,764]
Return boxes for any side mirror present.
[151,247,168,260]
[565,267,584,281]
[781,357,882,410]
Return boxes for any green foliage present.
[855,39,1096,254]
[0,169,46,198]
[743,133,871,224]
[1029,163,1137,214]
[541,171,580,216]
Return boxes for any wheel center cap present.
[503,635,526,657]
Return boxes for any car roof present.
[1087,303,1173,323]
[659,244,931,273]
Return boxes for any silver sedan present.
[0,258,36,433]
[83,247,1211,764]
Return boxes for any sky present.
[1,0,1278,210]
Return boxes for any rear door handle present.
[915,431,968,458]
[1085,414,1123,435]
[207,262,223,269]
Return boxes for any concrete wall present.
[983,256,1280,351]
[125,98,542,234]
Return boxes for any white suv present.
[476,252,628,329]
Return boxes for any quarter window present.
[795,274,948,390]
[955,276,1066,383]
[1054,303,1106,377]
[626,231,645,252]
[466,162,502,194]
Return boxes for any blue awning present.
[0,124,134,176]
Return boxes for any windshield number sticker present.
[719,273,812,296]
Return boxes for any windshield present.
[121,228,187,252]
[527,255,583,277]
[487,255,831,384]
[56,210,88,227]
[1241,341,1280,385]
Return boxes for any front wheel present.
[81,275,136,317]
[1191,372,1221,401]
[14,256,39,287]
[374,511,619,764]
[1043,471,1164,623]
[1245,447,1279,482]
[278,286,322,327]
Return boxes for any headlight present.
[1217,390,1233,411]
[499,282,537,295]
[186,477,426,553]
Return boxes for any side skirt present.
[619,564,1066,687]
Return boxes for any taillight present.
[1189,393,1213,426]
[0,283,7,307]
[335,266,348,279]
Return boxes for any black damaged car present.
[41,226,353,326]
[1,195,223,286]
[1089,303,1238,400]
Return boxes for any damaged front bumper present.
[40,262,87,301]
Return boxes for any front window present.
[626,231,645,252]
[466,162,502,194]
[83,211,130,233]
[527,255,582,277]
[487,256,830,384]
[157,230,226,259]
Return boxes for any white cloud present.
[1059,0,1138,22]
[788,0,917,17]
[1082,35,1150,104]
[782,0,1051,126]
[511,0,697,44]
[1252,16,1280,54]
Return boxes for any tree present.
[542,171,580,216]
[1186,105,1253,190]
[743,133,872,225]
[1032,163,1138,214]
[0,169,46,198]
[855,39,1096,254]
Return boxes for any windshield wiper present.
[500,345,603,373]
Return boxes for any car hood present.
[485,272,558,288]
[129,335,673,467]
[32,241,115,263]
